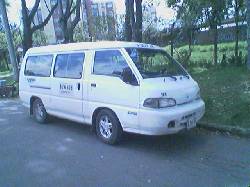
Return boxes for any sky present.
[7,0,176,25]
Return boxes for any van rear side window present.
[54,53,85,79]
[25,55,53,77]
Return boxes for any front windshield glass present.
[125,48,187,79]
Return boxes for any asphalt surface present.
[0,99,250,187]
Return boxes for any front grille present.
[177,99,194,106]
[181,113,196,120]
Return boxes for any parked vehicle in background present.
[19,41,205,144]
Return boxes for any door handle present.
[77,83,81,90]
[91,83,96,88]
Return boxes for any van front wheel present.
[33,99,48,124]
[95,109,123,144]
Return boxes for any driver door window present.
[93,50,129,77]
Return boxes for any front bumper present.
[134,99,205,135]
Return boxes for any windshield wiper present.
[182,74,190,79]
[167,75,177,81]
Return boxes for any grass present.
[165,41,247,65]
[0,70,11,77]
[190,66,250,129]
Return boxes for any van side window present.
[25,55,53,77]
[54,53,84,79]
[93,50,129,76]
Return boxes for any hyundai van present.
[19,41,205,144]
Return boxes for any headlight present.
[143,98,176,108]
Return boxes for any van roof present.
[26,41,162,55]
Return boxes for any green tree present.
[202,0,228,64]
[32,30,47,46]
[58,0,81,43]
[73,22,86,42]
[167,0,227,64]
[0,0,19,81]
[21,0,58,55]
[167,0,203,57]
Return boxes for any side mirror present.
[121,67,138,86]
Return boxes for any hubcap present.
[99,115,112,139]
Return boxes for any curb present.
[197,122,250,138]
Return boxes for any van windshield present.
[125,48,187,79]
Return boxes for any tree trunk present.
[22,26,33,55]
[187,28,193,60]
[247,0,250,69]
[69,32,74,43]
[84,0,94,41]
[129,0,136,41]
[235,3,239,63]
[62,21,70,43]
[0,0,19,81]
[125,0,132,41]
[170,22,175,57]
[188,28,193,52]
[170,39,174,57]
[5,57,10,71]
[68,27,75,43]
[135,0,142,42]
[212,26,218,64]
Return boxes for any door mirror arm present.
[121,67,139,86]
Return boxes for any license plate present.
[187,117,196,129]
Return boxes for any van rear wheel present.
[95,109,123,144]
[33,99,48,124]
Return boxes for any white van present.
[19,41,205,144]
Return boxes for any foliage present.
[91,16,115,41]
[0,32,7,50]
[73,22,88,42]
[32,30,47,46]
[0,25,22,72]
[116,14,125,41]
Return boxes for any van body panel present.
[19,55,52,110]
[140,77,200,106]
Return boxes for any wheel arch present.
[91,107,121,132]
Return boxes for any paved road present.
[0,99,250,187]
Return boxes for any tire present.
[95,109,123,144]
[33,99,48,124]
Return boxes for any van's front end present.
[125,46,205,135]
